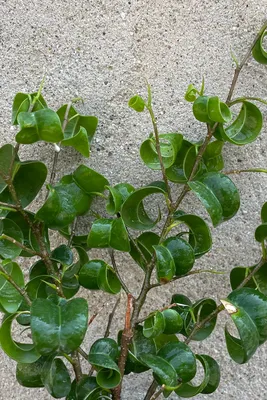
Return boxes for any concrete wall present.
[1,0,267,398]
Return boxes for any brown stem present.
[0,234,39,256]
[71,351,83,382]
[0,264,31,306]
[144,380,159,400]
[150,385,165,400]
[113,294,134,400]
[104,296,121,337]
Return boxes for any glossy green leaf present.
[57,103,97,139]
[183,144,207,180]
[184,298,217,341]
[130,232,160,271]
[255,223,267,243]
[97,261,121,294]
[153,245,175,283]
[16,109,63,144]
[228,288,267,345]
[121,185,166,230]
[171,294,192,337]
[139,353,177,387]
[193,96,231,123]
[165,139,192,183]
[175,354,220,397]
[0,144,19,196]
[73,165,109,194]
[0,219,23,259]
[87,218,130,252]
[184,84,198,102]
[143,311,165,338]
[0,261,24,313]
[162,237,195,276]
[41,356,71,398]
[36,175,92,229]
[88,338,121,389]
[154,333,179,352]
[188,172,240,226]
[79,260,103,290]
[26,274,54,300]
[203,140,224,172]
[31,297,88,355]
[106,183,135,215]
[51,244,73,266]
[62,127,90,157]
[0,160,47,208]
[173,211,212,257]
[6,211,35,257]
[161,309,183,335]
[140,133,183,170]
[158,342,196,383]
[61,269,80,299]
[0,313,40,363]
[123,325,157,374]
[16,356,47,388]
[128,95,146,112]
[193,96,211,123]
[67,376,111,400]
[230,263,267,295]
[215,102,262,145]
[29,222,50,254]
[252,29,267,64]
[12,92,47,125]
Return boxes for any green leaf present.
[87,218,130,252]
[161,309,183,335]
[183,144,207,180]
[62,127,90,157]
[123,325,157,374]
[97,261,121,294]
[173,211,212,257]
[139,353,177,387]
[0,160,47,208]
[29,221,50,254]
[192,96,212,123]
[16,356,46,388]
[30,297,88,355]
[175,354,220,397]
[154,333,179,352]
[130,232,160,271]
[128,95,146,112]
[255,223,267,243]
[88,338,121,389]
[61,269,80,299]
[140,133,183,170]
[79,259,121,294]
[51,244,73,266]
[0,144,19,196]
[203,140,224,172]
[252,29,267,64]
[162,237,195,276]
[73,165,109,194]
[0,313,40,363]
[106,183,135,215]
[6,211,35,257]
[67,376,111,400]
[0,261,24,313]
[12,92,47,125]
[215,102,263,145]
[121,185,166,230]
[184,298,217,341]
[230,263,267,295]
[16,109,63,144]
[184,84,199,102]
[36,175,92,229]
[158,342,196,383]
[0,218,23,259]
[143,311,165,338]
[41,356,71,398]
[165,139,192,183]
[261,202,267,223]
[188,172,240,226]
[193,96,231,123]
[153,245,175,283]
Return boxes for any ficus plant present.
[1,21,267,400]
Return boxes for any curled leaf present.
[87,218,130,252]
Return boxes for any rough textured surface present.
[1,0,267,399]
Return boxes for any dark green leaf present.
[184,298,217,341]
[73,165,109,194]
[129,232,160,271]
[36,175,92,229]
[12,92,47,125]
[162,309,183,335]
[79,260,103,290]
[188,172,240,226]
[165,139,192,183]
[62,127,90,157]
[0,313,40,363]
[203,140,224,172]
[0,218,23,259]
[0,261,24,313]
[252,29,267,64]
[16,356,47,388]
[106,183,135,215]
[139,353,177,386]
[88,338,121,389]
[143,311,165,338]
[121,185,166,230]
[41,356,71,398]
[230,263,267,295]
[153,245,175,284]
[31,297,88,355]
[162,237,195,276]
[87,218,130,252]
[97,261,121,294]
[6,211,35,257]
[51,244,73,266]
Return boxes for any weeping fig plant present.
[0,20,267,400]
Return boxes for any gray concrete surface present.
[1,0,267,399]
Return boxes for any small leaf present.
[193,96,231,124]
[252,29,267,64]
[121,185,166,230]
[140,133,183,170]
[143,311,165,338]
[255,223,267,243]
[0,261,24,313]
[230,263,267,295]
[7,211,35,257]
[16,109,63,144]
[88,338,121,389]
[184,84,199,102]
[97,262,121,294]
[0,313,40,363]
[203,140,224,172]
[87,218,130,252]
[162,237,195,276]
[73,165,109,194]
[41,356,71,398]
[0,218,24,259]
[188,172,240,226]
[79,260,103,290]
[12,92,47,125]
[128,95,146,112]
[51,244,74,266]
[62,127,90,157]
[153,245,175,283]
[161,309,183,335]
[16,356,46,388]
[106,183,135,215]
[31,297,88,355]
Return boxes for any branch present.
[113,294,134,400]
[71,351,83,382]
[109,249,130,294]
[0,202,18,210]
[0,234,39,256]
[144,380,159,400]
[104,296,121,337]
[0,264,31,306]
[150,385,165,400]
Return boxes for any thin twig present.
[104,296,121,337]
[0,234,39,256]
[144,380,159,400]
[68,217,78,247]
[109,249,130,294]
[150,385,165,400]
[77,347,88,360]
[71,350,83,382]
[0,202,18,210]
[0,264,31,306]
